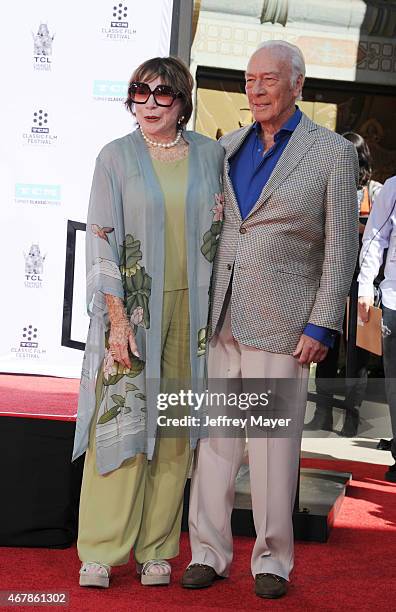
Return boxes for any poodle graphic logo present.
[101,2,136,40]
[24,244,46,288]
[32,23,54,70]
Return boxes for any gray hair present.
[255,40,306,98]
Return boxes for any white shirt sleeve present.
[358,178,396,298]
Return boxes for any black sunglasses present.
[129,82,183,107]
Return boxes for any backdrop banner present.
[0,0,174,378]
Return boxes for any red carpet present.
[0,458,395,611]
[0,374,79,420]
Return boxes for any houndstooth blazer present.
[210,113,359,355]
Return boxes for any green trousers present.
[77,290,192,566]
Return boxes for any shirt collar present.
[254,106,302,139]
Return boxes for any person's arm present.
[294,323,337,366]
[86,155,125,307]
[368,180,383,202]
[294,142,359,365]
[302,324,337,348]
[308,142,359,330]
[358,178,395,321]
[85,152,139,366]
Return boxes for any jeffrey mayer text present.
[157,415,292,429]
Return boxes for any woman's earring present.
[177,115,185,126]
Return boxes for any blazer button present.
[239,227,247,234]
[227,264,232,270]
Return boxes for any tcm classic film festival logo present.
[14,184,61,207]
[32,22,54,71]
[11,326,46,360]
[24,244,46,289]
[101,2,136,40]
[93,80,128,102]
[22,110,58,147]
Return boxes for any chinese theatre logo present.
[32,22,54,71]
[24,243,46,288]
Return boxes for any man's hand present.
[358,296,373,323]
[293,334,329,365]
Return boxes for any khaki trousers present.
[188,300,309,580]
[77,290,192,566]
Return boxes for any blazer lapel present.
[223,125,253,222]
[244,114,319,220]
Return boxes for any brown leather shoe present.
[255,573,287,598]
[181,564,221,589]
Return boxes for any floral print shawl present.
[72,129,224,475]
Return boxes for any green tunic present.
[151,156,189,292]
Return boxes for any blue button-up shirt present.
[229,108,302,219]
[228,108,336,348]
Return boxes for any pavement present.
[302,367,394,467]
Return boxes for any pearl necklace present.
[139,126,182,148]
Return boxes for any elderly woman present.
[72,56,224,588]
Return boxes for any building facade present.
[191,0,396,181]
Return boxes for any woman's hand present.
[105,295,140,369]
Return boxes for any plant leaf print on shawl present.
[89,226,151,469]
[200,192,224,262]
[198,192,224,356]
[72,129,225,475]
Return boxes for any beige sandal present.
[79,562,111,588]
[137,560,171,586]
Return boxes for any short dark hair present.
[343,132,372,188]
[125,56,194,127]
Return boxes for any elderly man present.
[182,41,358,598]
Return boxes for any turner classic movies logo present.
[101,3,136,40]
[93,80,128,102]
[11,325,46,360]
[32,22,54,71]
[24,244,46,289]
[15,184,61,206]
[22,110,58,146]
